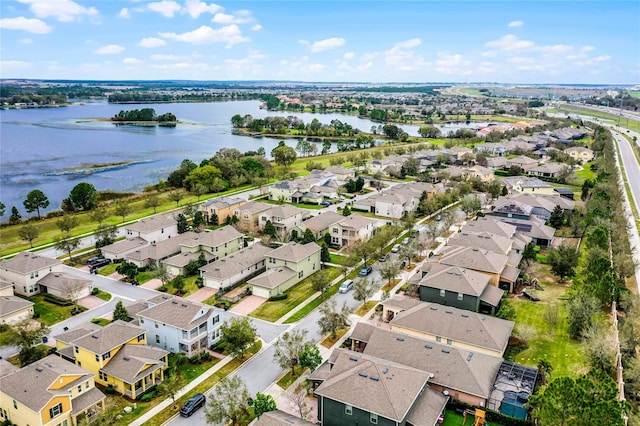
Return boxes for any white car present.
[339,279,354,293]
[402,237,410,245]
[391,244,400,253]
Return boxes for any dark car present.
[180,393,206,417]
[88,257,111,268]
[358,265,373,276]
[378,254,388,262]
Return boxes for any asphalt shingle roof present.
[0,251,60,274]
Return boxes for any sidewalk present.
[129,354,234,426]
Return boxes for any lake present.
[0,100,485,215]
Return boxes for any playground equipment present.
[462,408,486,426]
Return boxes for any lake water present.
[0,100,485,215]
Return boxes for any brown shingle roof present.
[406,387,449,426]
[37,272,91,293]
[136,296,218,331]
[0,295,33,317]
[0,251,60,274]
[61,320,145,354]
[447,232,513,255]
[101,344,168,384]
[299,211,343,233]
[438,246,507,274]
[267,242,321,262]
[254,410,317,426]
[247,267,297,290]
[381,294,422,311]
[418,264,491,297]
[126,215,176,234]
[200,243,273,279]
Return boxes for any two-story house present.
[236,201,272,233]
[55,321,168,400]
[125,215,178,244]
[564,146,594,163]
[136,295,224,356]
[296,212,378,247]
[248,242,321,299]
[259,205,308,238]
[0,252,62,297]
[199,196,246,225]
[0,280,34,325]
[200,243,274,290]
[0,355,106,426]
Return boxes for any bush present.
[32,311,40,319]
[158,286,168,292]
[104,385,116,394]
[269,293,288,301]
[139,391,156,402]
[70,306,86,315]
[189,353,202,364]
[44,293,74,306]
[91,288,99,295]
[196,277,204,288]
[200,351,211,361]
[0,324,7,332]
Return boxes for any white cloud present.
[148,0,181,17]
[1,60,31,70]
[581,45,595,52]
[251,24,262,31]
[123,57,143,64]
[119,8,130,18]
[19,0,98,22]
[183,0,222,18]
[301,63,325,73]
[394,38,421,49]
[384,38,427,71]
[0,16,51,34]
[94,44,125,54]
[138,37,167,48]
[150,62,208,70]
[595,55,611,62]
[485,34,535,52]
[150,54,180,60]
[481,51,497,58]
[476,61,497,74]
[343,51,355,60]
[308,37,345,52]
[160,25,249,46]
[212,12,250,24]
[18,37,33,44]
[435,52,472,75]
[508,20,523,27]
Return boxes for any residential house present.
[475,143,507,157]
[0,252,62,297]
[325,165,356,181]
[0,282,34,325]
[296,212,378,247]
[269,172,340,203]
[505,156,538,172]
[456,224,531,254]
[136,295,224,356]
[259,205,308,238]
[236,201,272,233]
[199,196,246,225]
[490,216,556,248]
[100,237,148,261]
[354,182,441,219]
[312,349,448,426]
[125,215,178,244]
[550,127,588,142]
[528,162,569,179]
[383,297,514,357]
[37,272,93,301]
[497,176,556,196]
[463,165,495,182]
[254,410,317,426]
[54,321,168,400]
[564,146,594,163]
[496,192,575,221]
[0,355,106,426]
[485,156,508,170]
[200,243,274,290]
[407,264,504,314]
[248,242,321,298]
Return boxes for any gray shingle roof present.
[315,350,431,422]
[247,267,297,289]
[381,294,422,311]
[101,344,168,384]
[200,243,273,279]
[418,264,491,297]
[406,387,449,426]
[37,272,91,293]
[438,246,508,274]
[299,211,343,233]
[390,302,514,353]
[462,218,517,238]
[267,242,321,262]
[0,251,60,274]
[126,215,176,234]
[101,237,148,255]
[239,201,271,214]
[0,295,34,317]
[70,387,106,415]
[448,232,513,255]
[363,327,503,399]
[163,251,216,268]
[59,320,145,354]
[136,296,218,331]
[254,410,317,426]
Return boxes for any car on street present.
[436,214,442,221]
[402,237,410,245]
[321,200,331,207]
[180,393,206,417]
[378,254,388,262]
[339,279,354,293]
[391,244,400,253]
[358,265,373,276]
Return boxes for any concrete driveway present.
[78,295,106,310]
[230,295,266,315]
[186,287,217,303]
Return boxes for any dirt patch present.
[551,237,580,248]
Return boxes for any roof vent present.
[358,372,368,378]
[445,310,453,314]
[441,349,450,354]
[396,336,405,342]
[430,306,438,310]
[481,316,486,321]
[172,301,178,304]
[35,367,43,372]
[91,335,99,339]
[461,314,469,318]
[425,344,433,349]
[349,355,359,362]
[181,304,187,307]
[123,357,130,361]
[382,367,389,374]
[370,376,379,381]
[467,353,474,361]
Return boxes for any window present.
[74,346,79,353]
[345,405,352,415]
[370,413,378,424]
[99,371,108,381]
[85,381,89,389]
[298,271,303,279]
[0,407,7,418]
[102,351,111,361]
[137,333,144,342]
[440,289,446,297]
[156,335,160,343]
[457,292,464,301]
[78,385,82,393]
[55,421,68,426]
[49,402,63,418]
[436,336,441,342]
[447,339,453,345]
[333,228,339,234]
[13,400,17,409]
[213,315,220,325]
[77,361,81,367]
[155,322,159,328]
[140,318,144,324]
[95,354,99,362]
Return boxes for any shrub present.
[139,391,156,402]
[91,288,99,295]
[70,307,86,315]
[189,353,202,364]
[269,293,288,301]
[44,293,74,306]
[32,311,40,319]
[200,351,211,361]
[104,385,116,394]
[0,324,7,332]
[158,286,168,292]
[196,277,204,288]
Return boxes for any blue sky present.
[1,0,638,84]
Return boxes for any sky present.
[0,0,639,84]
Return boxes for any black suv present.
[180,393,206,417]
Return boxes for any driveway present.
[78,295,107,310]
[186,287,217,303]
[230,295,266,315]
[141,278,163,290]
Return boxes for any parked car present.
[402,237,410,245]
[180,393,206,417]
[339,279,354,293]
[378,254,388,262]
[87,256,109,266]
[400,260,407,269]
[321,200,331,207]
[358,266,373,276]
[436,214,442,221]
[391,244,400,253]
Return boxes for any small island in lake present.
[110,107,177,127]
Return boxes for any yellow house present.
[0,354,106,426]
[55,321,169,400]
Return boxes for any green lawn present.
[169,352,220,382]
[93,290,112,301]
[276,367,308,390]
[29,295,74,326]
[574,161,597,185]
[98,263,119,276]
[90,318,111,326]
[0,331,13,346]
[249,266,340,322]
[284,277,345,323]
[441,409,508,426]
[328,253,351,265]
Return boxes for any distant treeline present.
[112,108,177,125]
[107,91,261,103]
[0,85,109,105]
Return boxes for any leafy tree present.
[0,201,5,217]
[271,143,297,170]
[112,300,130,322]
[501,185,509,196]
[398,240,418,267]
[301,228,316,244]
[90,207,110,227]
[299,343,322,372]
[263,220,277,237]
[460,195,482,218]
[204,375,250,425]
[192,211,206,230]
[274,329,309,376]
[176,213,189,234]
[168,189,184,207]
[116,260,138,282]
[546,243,579,281]
[9,206,22,225]
[144,196,161,214]
[323,232,332,246]
[210,211,219,226]
[158,367,181,407]
[418,125,441,138]
[317,299,351,339]
[566,289,599,339]
[586,225,609,251]
[18,223,39,248]
[347,239,372,267]
[549,205,565,228]
[6,319,50,367]
[23,189,49,219]
[310,269,331,296]
[57,214,79,235]
[379,259,401,286]
[583,325,616,374]
[95,224,117,248]
[113,201,133,223]
[69,182,98,211]
[342,205,351,216]
[54,236,80,260]
[185,165,224,191]
[320,244,331,263]
[354,278,376,303]
[220,316,257,359]
[252,392,277,419]
[287,382,312,420]
[171,275,185,294]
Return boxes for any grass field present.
[93,289,112,301]
[249,266,340,322]
[29,295,75,326]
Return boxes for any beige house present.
[0,252,62,297]
[463,165,495,182]
[125,215,178,244]
[506,155,538,172]
[200,243,274,290]
[564,146,594,163]
[248,242,321,298]
[0,294,34,325]
[0,281,13,297]
[258,205,308,238]
[296,212,378,247]
[236,201,272,233]
[38,273,93,302]
[199,196,246,225]
[0,354,106,426]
